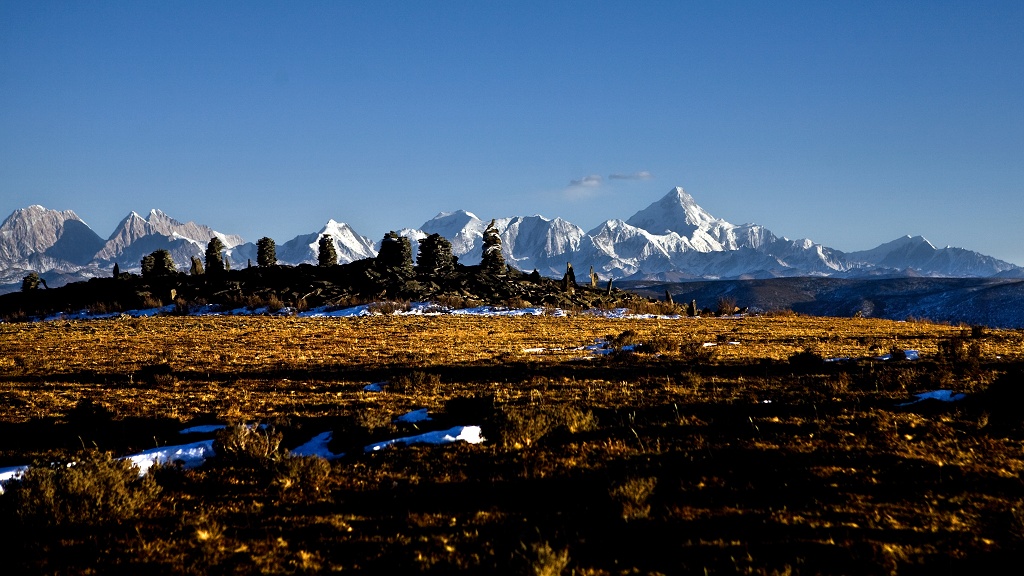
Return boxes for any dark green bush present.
[317,235,338,267]
[205,237,226,275]
[257,236,277,267]
[141,249,177,277]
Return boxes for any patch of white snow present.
[124,440,215,475]
[290,431,344,459]
[897,390,967,406]
[365,425,485,452]
[395,408,432,423]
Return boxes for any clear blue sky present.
[2,1,1022,264]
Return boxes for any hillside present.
[626,277,1024,328]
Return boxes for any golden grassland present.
[0,314,998,423]
[0,313,1023,574]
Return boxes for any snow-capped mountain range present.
[1,187,1020,292]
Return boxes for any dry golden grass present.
[0,313,1022,574]
[2,313,1008,376]
[0,313,1005,425]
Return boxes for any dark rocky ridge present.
[0,258,650,320]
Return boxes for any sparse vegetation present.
[1,450,160,527]
[212,422,284,464]
[0,314,1022,574]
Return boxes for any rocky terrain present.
[0,255,649,322]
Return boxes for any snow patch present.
[365,425,485,452]
[395,408,432,423]
[124,440,216,475]
[898,390,967,406]
[291,431,345,460]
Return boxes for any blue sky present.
[2,1,1022,264]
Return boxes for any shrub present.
[367,300,411,315]
[434,294,470,309]
[673,339,715,364]
[87,300,124,315]
[789,348,825,369]
[610,476,658,521]
[139,293,164,309]
[623,299,682,316]
[238,293,286,312]
[826,372,852,395]
[141,249,177,278]
[503,296,532,309]
[609,330,642,350]
[272,455,332,502]
[1,450,160,527]
[937,336,982,373]
[888,346,908,362]
[523,541,570,576]
[716,296,738,316]
[213,423,283,464]
[390,370,442,394]
[606,330,690,357]
[494,403,597,449]
[21,272,41,292]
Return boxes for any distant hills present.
[625,277,1024,329]
[2,187,1021,294]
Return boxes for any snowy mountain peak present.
[625,186,721,236]
[2,185,1021,294]
[421,210,487,255]
[0,205,102,265]
[434,209,480,221]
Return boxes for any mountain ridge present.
[1,187,1020,293]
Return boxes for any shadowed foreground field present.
[1,314,1023,574]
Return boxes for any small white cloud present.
[569,174,603,188]
[608,171,653,181]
